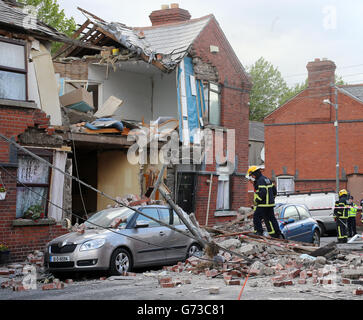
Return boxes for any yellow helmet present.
[247,166,260,177]
[339,189,348,197]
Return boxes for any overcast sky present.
[57,0,363,87]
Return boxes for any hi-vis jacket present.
[334,195,349,220]
[348,204,358,218]
[253,175,277,208]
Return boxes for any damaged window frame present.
[0,36,28,101]
[204,81,221,126]
[16,149,52,219]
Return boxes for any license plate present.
[50,256,70,262]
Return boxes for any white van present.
[275,192,338,235]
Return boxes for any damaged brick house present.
[0,0,103,261]
[53,4,252,227]
[264,58,363,226]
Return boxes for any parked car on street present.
[274,203,321,246]
[275,192,337,236]
[44,205,202,275]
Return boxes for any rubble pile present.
[158,232,363,295]
[0,250,70,292]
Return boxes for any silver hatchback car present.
[44,205,201,275]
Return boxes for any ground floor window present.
[216,174,230,210]
[16,150,52,218]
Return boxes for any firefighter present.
[347,195,358,237]
[247,166,282,238]
[334,189,349,243]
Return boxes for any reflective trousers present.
[253,206,282,238]
[347,217,357,237]
[336,218,348,243]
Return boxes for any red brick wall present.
[0,105,68,262]
[191,17,251,225]
[264,82,363,204]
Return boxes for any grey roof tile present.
[0,0,69,41]
[339,85,363,103]
[80,9,212,70]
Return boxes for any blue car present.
[274,203,321,246]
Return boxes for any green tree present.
[247,57,289,121]
[18,0,76,53]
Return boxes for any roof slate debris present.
[64,8,213,71]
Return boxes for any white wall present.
[88,64,178,122]
[152,71,178,120]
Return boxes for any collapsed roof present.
[0,0,102,50]
[54,7,213,72]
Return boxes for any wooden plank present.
[52,19,91,59]
[77,7,106,23]
[84,127,130,135]
[65,132,133,146]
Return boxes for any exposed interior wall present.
[152,71,178,120]
[88,64,178,122]
[89,64,153,122]
[97,150,141,211]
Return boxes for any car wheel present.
[187,243,202,259]
[318,222,326,237]
[312,229,320,246]
[109,248,133,275]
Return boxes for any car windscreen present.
[274,204,284,218]
[85,207,135,229]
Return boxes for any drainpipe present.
[205,174,213,226]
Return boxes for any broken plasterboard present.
[59,88,94,113]
[94,96,123,118]
[31,44,62,125]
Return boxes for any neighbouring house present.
[53,4,252,226]
[264,58,363,226]
[0,0,101,261]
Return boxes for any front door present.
[177,173,196,214]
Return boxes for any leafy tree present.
[18,0,76,53]
[247,57,289,121]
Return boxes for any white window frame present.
[276,176,295,194]
[216,165,230,211]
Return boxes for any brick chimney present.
[306,58,336,93]
[149,4,191,26]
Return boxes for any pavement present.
[0,235,362,301]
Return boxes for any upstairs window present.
[0,38,27,101]
[204,82,221,126]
